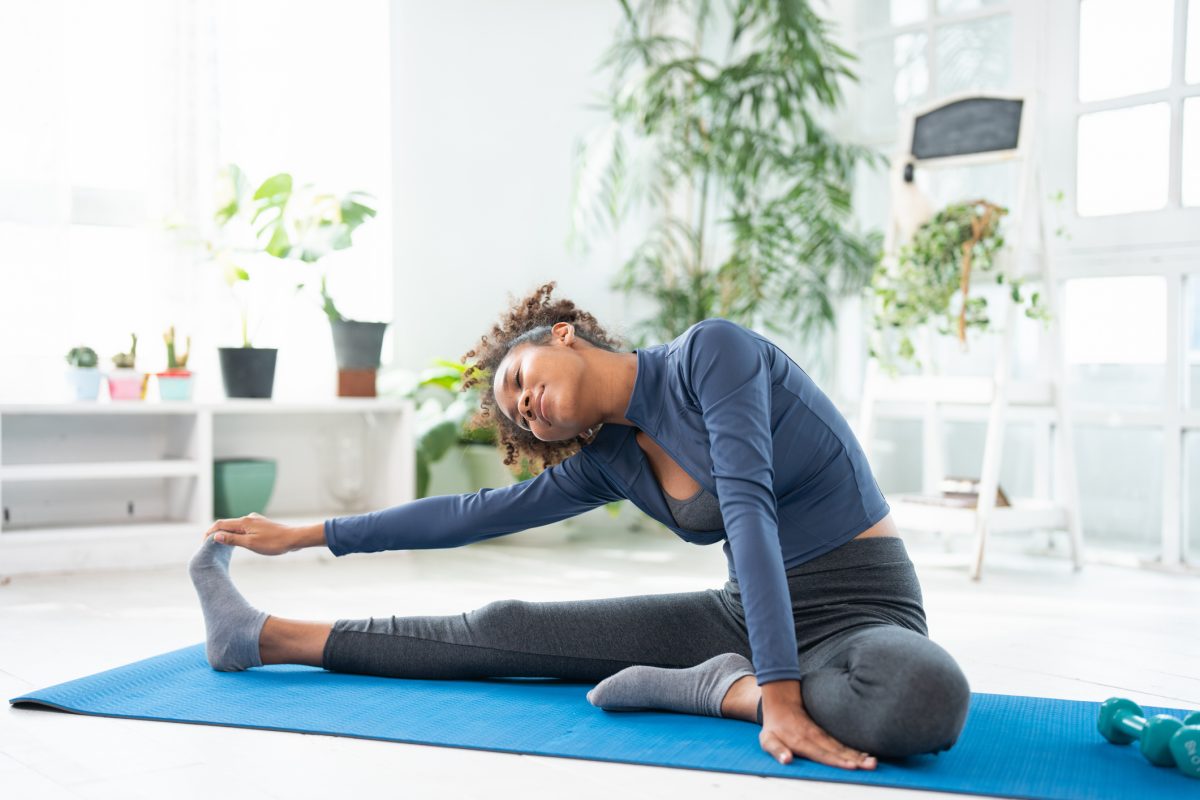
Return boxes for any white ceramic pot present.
[64,366,102,401]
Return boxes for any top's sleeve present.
[323,450,624,556]
[687,319,801,685]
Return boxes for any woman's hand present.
[202,512,298,556]
[759,681,877,771]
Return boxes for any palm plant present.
[571,0,883,348]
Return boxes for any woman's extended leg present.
[320,589,752,683]
[189,534,752,685]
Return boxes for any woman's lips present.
[538,388,548,424]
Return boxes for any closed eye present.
[513,368,528,430]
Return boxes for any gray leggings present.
[322,536,970,758]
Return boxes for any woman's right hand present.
[759,682,877,771]
[202,512,298,556]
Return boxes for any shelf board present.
[0,521,206,576]
[0,460,202,482]
[869,376,1056,406]
[0,519,199,542]
[0,398,411,415]
[890,494,1068,534]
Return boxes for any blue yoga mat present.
[9,643,1197,799]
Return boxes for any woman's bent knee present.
[867,635,970,757]
[807,626,970,758]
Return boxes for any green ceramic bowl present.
[213,458,277,519]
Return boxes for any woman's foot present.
[188,534,269,671]
[586,652,760,719]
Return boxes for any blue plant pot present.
[64,367,102,401]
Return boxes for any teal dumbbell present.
[1169,712,1200,779]
[1097,698,1200,778]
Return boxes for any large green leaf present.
[265,222,291,258]
[214,164,247,225]
[253,173,293,202]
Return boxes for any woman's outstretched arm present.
[320,449,624,556]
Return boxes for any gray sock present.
[586,652,756,718]
[188,534,268,672]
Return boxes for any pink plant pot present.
[107,369,147,401]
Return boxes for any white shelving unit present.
[0,398,414,576]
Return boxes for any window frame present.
[839,0,1200,572]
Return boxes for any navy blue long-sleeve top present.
[324,317,891,685]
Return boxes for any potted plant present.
[377,359,530,498]
[156,325,194,401]
[246,170,384,396]
[569,0,882,366]
[64,345,102,401]
[208,164,282,399]
[406,360,511,498]
[106,333,146,401]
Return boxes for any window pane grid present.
[854,2,1012,141]
[1074,0,1200,216]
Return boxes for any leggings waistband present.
[782,536,913,578]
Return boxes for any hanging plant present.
[867,198,1051,375]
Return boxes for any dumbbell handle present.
[1112,709,1149,736]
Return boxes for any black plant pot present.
[330,319,389,369]
[218,347,277,399]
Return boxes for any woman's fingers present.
[203,516,249,538]
[761,728,876,771]
[759,729,794,764]
[213,530,249,547]
[808,724,872,766]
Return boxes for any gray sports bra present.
[662,484,725,532]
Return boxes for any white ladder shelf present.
[857,91,1085,581]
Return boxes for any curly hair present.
[459,281,627,474]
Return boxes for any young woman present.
[190,281,970,772]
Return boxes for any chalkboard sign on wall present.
[911,97,1024,161]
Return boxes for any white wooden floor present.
[2,521,1198,800]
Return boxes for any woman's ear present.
[552,321,575,345]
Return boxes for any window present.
[1063,276,1167,408]
[846,0,1200,570]
[1187,430,1200,564]
[0,0,392,401]
[849,1,1014,235]
[1074,0,1200,217]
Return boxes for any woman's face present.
[492,324,591,442]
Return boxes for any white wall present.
[388,1,643,372]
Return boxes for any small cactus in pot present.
[64,345,102,400]
[157,326,195,401]
[107,333,147,401]
[66,346,99,369]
